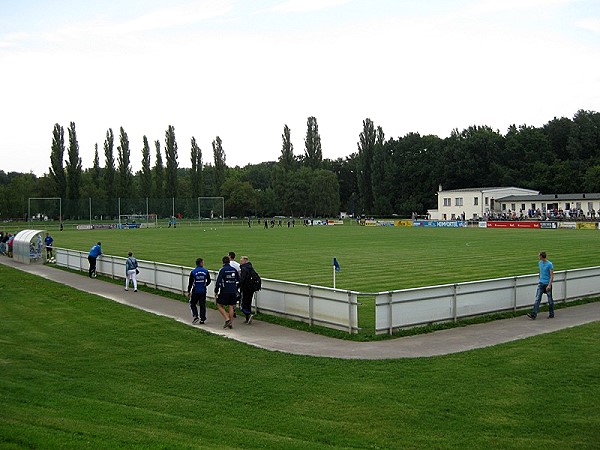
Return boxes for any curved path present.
[2,258,599,359]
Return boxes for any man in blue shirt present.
[44,233,54,260]
[187,258,211,324]
[215,256,239,329]
[527,251,555,319]
[88,242,102,278]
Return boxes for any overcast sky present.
[1,0,599,177]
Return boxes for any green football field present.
[43,221,600,292]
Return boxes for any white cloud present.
[575,17,600,33]
[270,0,352,14]
[464,0,575,15]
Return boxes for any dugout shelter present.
[13,229,46,265]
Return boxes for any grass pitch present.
[1,264,599,449]
[45,221,600,292]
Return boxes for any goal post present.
[28,197,62,223]
[198,197,224,225]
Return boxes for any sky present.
[1,0,599,177]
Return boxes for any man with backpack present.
[239,256,261,324]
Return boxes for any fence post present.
[452,284,458,322]
[563,270,568,303]
[512,276,517,312]
[308,285,313,326]
[181,266,186,294]
[153,261,158,289]
[347,290,353,334]
[388,291,393,335]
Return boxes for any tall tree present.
[49,123,66,199]
[140,136,152,198]
[164,125,178,197]
[279,124,295,170]
[371,126,393,215]
[357,118,376,214]
[190,137,203,198]
[212,136,226,195]
[116,127,133,197]
[153,140,164,198]
[92,143,101,188]
[65,121,82,200]
[103,128,116,198]
[304,116,322,169]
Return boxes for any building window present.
[521,203,525,211]
[455,198,463,206]
[485,197,489,206]
[443,198,451,207]
[474,197,478,206]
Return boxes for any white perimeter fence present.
[54,248,600,335]
[54,248,360,333]
[375,267,600,334]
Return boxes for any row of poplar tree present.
[1,109,599,219]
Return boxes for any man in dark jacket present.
[239,256,256,324]
[187,258,211,324]
[215,256,239,329]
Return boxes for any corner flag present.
[333,257,341,272]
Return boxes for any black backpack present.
[249,268,262,292]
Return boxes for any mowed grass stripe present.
[1,264,600,448]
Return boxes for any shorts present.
[217,292,237,306]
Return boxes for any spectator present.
[187,258,211,324]
[88,242,102,278]
[125,251,139,292]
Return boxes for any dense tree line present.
[1,110,599,220]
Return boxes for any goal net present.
[118,213,158,228]
[198,197,224,225]
[28,197,62,223]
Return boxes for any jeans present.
[88,256,97,277]
[240,289,254,317]
[190,292,207,321]
[532,282,554,317]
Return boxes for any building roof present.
[498,193,600,202]
[439,186,539,194]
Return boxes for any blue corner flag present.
[333,257,341,272]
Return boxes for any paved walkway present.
[2,258,600,359]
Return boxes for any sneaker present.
[192,317,199,324]
[134,289,137,292]
[526,313,536,320]
[228,321,233,329]
[247,314,254,324]
[548,315,555,319]
[199,320,205,324]
[223,320,231,329]
[124,288,128,291]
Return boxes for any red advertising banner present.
[486,221,540,229]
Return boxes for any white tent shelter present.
[13,229,46,264]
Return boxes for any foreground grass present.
[1,264,599,449]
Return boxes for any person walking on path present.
[125,251,139,292]
[187,258,211,324]
[239,256,257,324]
[214,256,239,329]
[527,251,555,320]
[88,242,102,278]
[44,233,54,260]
